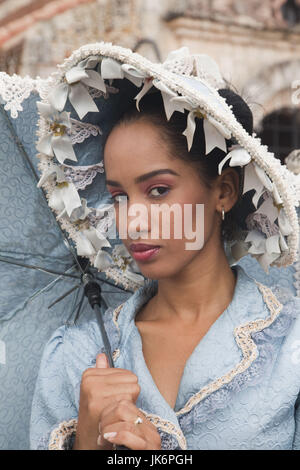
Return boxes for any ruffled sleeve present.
[30,308,121,450]
[29,326,78,450]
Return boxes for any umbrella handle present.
[83,274,130,450]
[83,275,115,368]
[92,303,114,368]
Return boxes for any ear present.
[215,168,240,216]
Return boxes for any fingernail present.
[96,354,107,368]
[104,432,117,440]
[97,435,101,446]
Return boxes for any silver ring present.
[134,416,143,425]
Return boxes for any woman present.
[30,44,300,450]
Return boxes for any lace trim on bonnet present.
[33,42,298,291]
[285,149,300,298]
[0,72,47,119]
[1,47,298,289]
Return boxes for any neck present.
[145,240,237,326]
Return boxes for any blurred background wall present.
[0,0,300,163]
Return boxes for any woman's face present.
[104,120,224,280]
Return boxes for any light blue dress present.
[30,265,300,450]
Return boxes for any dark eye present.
[149,187,170,197]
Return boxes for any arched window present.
[133,39,161,62]
[281,0,300,26]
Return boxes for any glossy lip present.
[129,243,161,252]
[130,247,161,262]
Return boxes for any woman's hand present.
[98,399,162,450]
[73,353,141,450]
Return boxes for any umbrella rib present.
[0,107,139,295]
[0,104,139,291]
[99,290,129,294]
[0,255,135,292]
[0,256,81,279]
[48,284,81,309]
[0,103,85,276]
[73,288,86,324]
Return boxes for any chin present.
[138,263,181,281]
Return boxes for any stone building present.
[0,0,300,160]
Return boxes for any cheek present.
[169,183,212,210]
[168,188,214,240]
[112,187,215,245]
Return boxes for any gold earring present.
[221,206,225,221]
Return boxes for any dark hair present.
[111,87,254,242]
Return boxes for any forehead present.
[103,120,185,176]
[104,120,164,157]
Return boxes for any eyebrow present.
[106,169,180,186]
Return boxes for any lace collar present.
[115,265,273,347]
[110,266,286,449]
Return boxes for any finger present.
[100,419,144,447]
[99,397,135,423]
[103,430,148,450]
[95,353,108,368]
[82,371,138,384]
[96,432,115,450]
[98,394,136,426]
[97,395,136,437]
[79,379,140,412]
[103,373,138,385]
[100,382,140,399]
[100,400,146,433]
[83,367,138,378]
[101,405,160,447]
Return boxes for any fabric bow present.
[135,78,192,128]
[162,46,226,89]
[37,164,82,217]
[134,77,230,154]
[218,145,252,175]
[36,102,77,164]
[243,161,274,208]
[76,225,111,259]
[49,181,82,218]
[57,197,91,222]
[243,161,284,213]
[101,57,146,87]
[75,202,116,271]
[243,194,291,272]
[244,230,288,273]
[109,244,145,285]
[48,56,106,119]
[182,107,230,153]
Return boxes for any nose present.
[115,197,151,241]
[127,201,150,240]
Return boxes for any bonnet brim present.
[35,42,300,290]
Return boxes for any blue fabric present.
[0,92,77,450]
[1,75,299,450]
[238,256,297,296]
[0,91,132,450]
[30,265,300,450]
